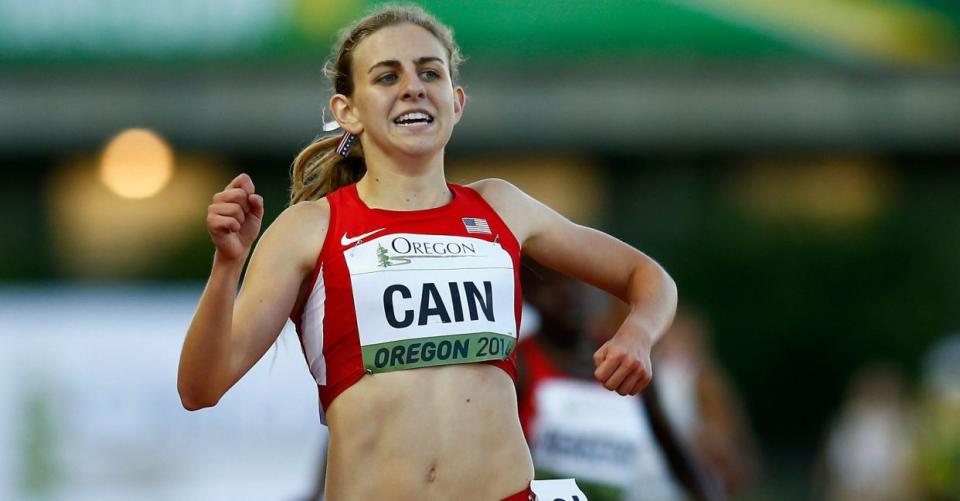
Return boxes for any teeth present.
[394,112,433,125]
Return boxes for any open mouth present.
[393,111,434,127]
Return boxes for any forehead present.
[352,23,448,70]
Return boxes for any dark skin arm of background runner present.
[643,384,726,501]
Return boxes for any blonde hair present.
[289,4,464,205]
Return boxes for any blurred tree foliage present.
[606,156,960,449]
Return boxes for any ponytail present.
[289,134,366,205]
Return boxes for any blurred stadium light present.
[45,151,227,278]
[99,128,174,199]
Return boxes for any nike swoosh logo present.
[341,228,386,246]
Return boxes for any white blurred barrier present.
[0,285,325,501]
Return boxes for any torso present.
[293,181,533,499]
[325,365,533,500]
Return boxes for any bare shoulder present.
[467,177,525,205]
[254,198,331,272]
[466,178,543,245]
[268,198,330,238]
[278,198,330,226]
[466,177,536,218]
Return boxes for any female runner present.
[177,5,677,500]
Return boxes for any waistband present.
[501,485,534,501]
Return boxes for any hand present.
[593,330,653,396]
[206,173,265,262]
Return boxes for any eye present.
[376,73,398,84]
[420,69,441,81]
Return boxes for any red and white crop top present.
[293,183,521,422]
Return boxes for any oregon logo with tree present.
[376,244,391,268]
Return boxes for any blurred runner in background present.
[915,335,960,500]
[653,309,761,497]
[517,258,722,501]
[819,362,918,501]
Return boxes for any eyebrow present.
[367,57,446,74]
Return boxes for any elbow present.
[658,269,679,336]
[177,382,222,411]
[180,396,216,411]
[658,263,679,320]
[661,265,678,306]
[633,256,678,314]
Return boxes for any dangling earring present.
[322,108,358,157]
[336,131,359,157]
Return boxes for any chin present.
[400,144,443,157]
[392,136,448,157]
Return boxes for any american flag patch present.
[462,217,491,234]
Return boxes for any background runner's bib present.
[345,233,516,373]
[518,338,684,501]
[531,479,588,500]
[533,379,648,488]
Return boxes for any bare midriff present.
[324,364,534,501]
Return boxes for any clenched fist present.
[207,173,265,262]
[593,330,654,396]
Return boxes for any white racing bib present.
[344,233,516,373]
[531,379,652,490]
[531,479,588,500]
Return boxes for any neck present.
[356,145,451,211]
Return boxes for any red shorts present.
[501,485,534,501]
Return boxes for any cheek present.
[355,91,388,117]
[436,98,458,121]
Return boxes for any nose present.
[401,74,426,100]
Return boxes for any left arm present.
[471,178,677,395]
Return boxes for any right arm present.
[177,174,329,410]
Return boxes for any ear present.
[452,86,466,125]
[329,94,364,135]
